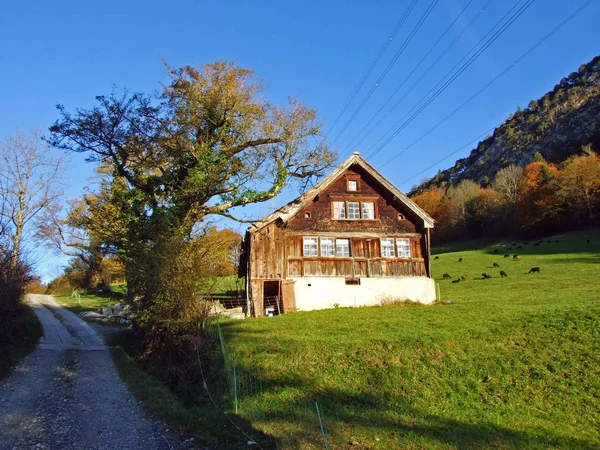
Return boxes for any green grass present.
[108,332,275,449]
[54,284,125,314]
[212,229,600,449]
[0,304,43,380]
[208,275,245,299]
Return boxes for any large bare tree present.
[0,130,66,262]
[493,164,523,205]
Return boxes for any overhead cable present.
[330,0,440,145]
[380,0,595,169]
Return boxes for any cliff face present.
[411,55,600,194]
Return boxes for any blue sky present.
[1,0,598,280]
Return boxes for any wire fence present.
[195,310,337,449]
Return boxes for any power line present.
[367,0,536,160]
[326,0,420,135]
[366,0,531,158]
[380,0,595,169]
[400,128,494,185]
[330,0,440,146]
[344,0,479,151]
[346,0,493,153]
[364,0,518,157]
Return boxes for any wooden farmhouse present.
[239,152,436,317]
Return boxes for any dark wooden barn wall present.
[288,168,419,234]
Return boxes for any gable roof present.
[248,152,434,233]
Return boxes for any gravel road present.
[0,294,194,450]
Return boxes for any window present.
[320,237,334,257]
[396,238,411,258]
[362,202,375,219]
[332,200,377,220]
[336,238,350,257]
[347,180,358,191]
[347,202,361,219]
[381,238,395,258]
[303,237,318,256]
[333,201,346,219]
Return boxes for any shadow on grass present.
[227,370,598,450]
[110,330,279,450]
[216,317,600,449]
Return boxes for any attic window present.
[347,180,358,191]
[398,214,405,220]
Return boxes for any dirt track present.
[0,294,192,450]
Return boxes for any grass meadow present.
[213,229,600,449]
[54,283,126,314]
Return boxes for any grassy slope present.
[218,229,600,449]
[0,304,43,380]
[54,284,125,314]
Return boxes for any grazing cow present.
[555,240,559,243]
[460,275,468,281]
[500,270,507,278]
[493,262,500,268]
[434,256,439,260]
[516,246,522,249]
[482,273,492,279]
[443,273,452,279]
[504,254,510,258]
[533,243,540,247]
[528,267,540,274]
[452,279,460,284]
[458,258,463,262]
[547,240,551,244]
[513,255,522,260]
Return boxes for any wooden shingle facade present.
[239,152,436,316]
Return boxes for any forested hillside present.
[412,54,600,194]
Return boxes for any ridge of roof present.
[248,153,434,233]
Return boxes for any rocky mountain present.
[410,55,600,195]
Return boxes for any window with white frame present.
[336,238,351,257]
[347,201,361,219]
[380,238,395,258]
[303,237,318,256]
[333,201,346,219]
[320,237,335,257]
[396,238,411,258]
[347,180,358,191]
[332,200,377,220]
[362,202,375,219]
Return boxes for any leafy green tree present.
[49,61,334,229]
[537,164,555,185]
[48,60,335,351]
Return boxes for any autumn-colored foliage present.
[412,147,600,242]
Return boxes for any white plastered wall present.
[291,276,436,311]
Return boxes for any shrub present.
[0,249,38,375]
[378,294,421,307]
